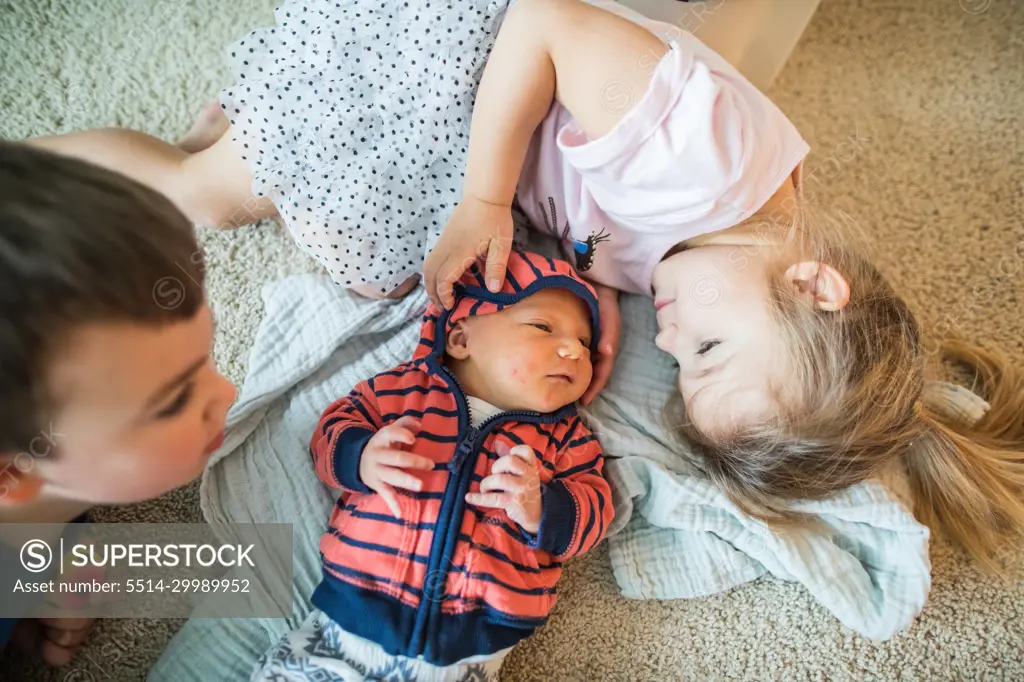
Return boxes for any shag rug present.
[1,0,1022,679]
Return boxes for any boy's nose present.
[204,371,237,424]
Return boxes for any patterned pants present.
[251,610,508,682]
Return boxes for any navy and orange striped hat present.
[414,248,601,362]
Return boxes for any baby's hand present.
[423,195,514,310]
[465,443,542,534]
[359,416,433,518]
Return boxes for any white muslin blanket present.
[151,269,976,679]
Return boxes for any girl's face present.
[18,305,236,505]
[651,245,784,437]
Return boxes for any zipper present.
[450,426,479,473]
[446,369,474,426]
[445,369,476,474]
[444,368,543,472]
[410,363,545,657]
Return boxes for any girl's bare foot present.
[177,100,230,153]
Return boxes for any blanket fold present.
[153,265,967,679]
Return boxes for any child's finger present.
[581,352,612,406]
[506,444,537,464]
[432,259,453,309]
[376,483,403,518]
[378,466,424,492]
[596,284,622,358]
[380,427,415,447]
[493,440,511,459]
[426,288,442,311]
[479,474,525,494]
[380,421,418,447]
[423,248,443,309]
[392,415,422,432]
[439,282,455,310]
[491,454,528,477]
[374,450,434,470]
[582,285,621,405]
[465,491,511,509]
[436,250,471,310]
[484,237,510,293]
[439,253,471,309]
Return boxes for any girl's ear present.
[0,459,46,506]
[445,320,471,360]
[785,261,851,311]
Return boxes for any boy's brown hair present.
[0,141,205,454]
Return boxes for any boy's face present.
[2,305,235,505]
[448,288,594,413]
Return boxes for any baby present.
[252,249,614,681]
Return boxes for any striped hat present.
[414,248,601,362]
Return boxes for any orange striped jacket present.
[309,250,613,665]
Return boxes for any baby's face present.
[453,288,594,413]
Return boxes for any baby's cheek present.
[579,358,594,384]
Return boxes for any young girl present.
[27,0,1024,574]
[426,0,1024,573]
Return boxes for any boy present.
[253,250,614,681]
[0,141,235,666]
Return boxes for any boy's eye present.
[530,323,552,333]
[155,380,195,419]
[580,338,591,349]
[697,340,720,356]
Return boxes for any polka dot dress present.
[219,0,514,295]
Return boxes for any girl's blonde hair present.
[673,203,1024,573]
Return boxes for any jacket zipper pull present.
[449,425,479,473]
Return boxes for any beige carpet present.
[2,0,1023,679]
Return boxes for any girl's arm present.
[423,0,668,305]
[465,0,668,205]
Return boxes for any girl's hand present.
[466,443,542,534]
[423,195,514,310]
[358,417,433,518]
[580,283,621,406]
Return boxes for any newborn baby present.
[252,249,614,682]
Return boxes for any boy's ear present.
[785,261,851,312]
[445,320,471,360]
[0,457,46,506]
